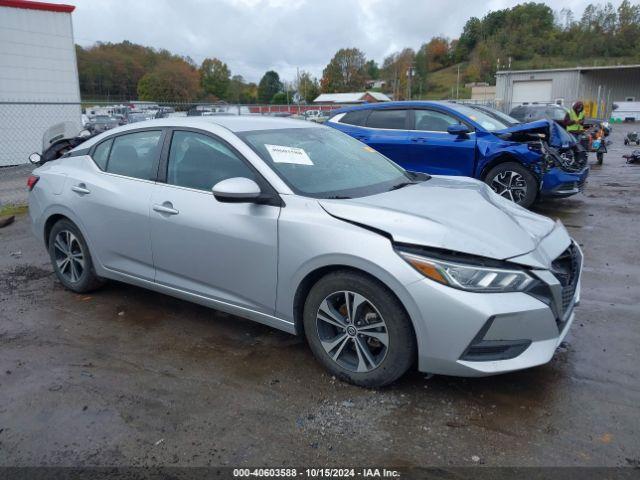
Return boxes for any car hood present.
[319,176,557,261]
[496,119,574,148]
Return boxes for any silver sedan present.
[28,116,582,387]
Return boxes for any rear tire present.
[596,152,604,165]
[484,162,538,209]
[48,219,104,293]
[303,271,416,387]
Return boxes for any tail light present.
[27,175,40,191]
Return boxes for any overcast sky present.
[53,0,625,83]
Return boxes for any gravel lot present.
[0,124,638,468]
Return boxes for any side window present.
[92,138,113,170]
[366,109,407,130]
[413,110,461,132]
[106,131,163,180]
[340,110,370,126]
[167,131,255,191]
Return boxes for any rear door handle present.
[411,137,428,143]
[71,184,90,195]
[354,135,369,142]
[153,203,179,215]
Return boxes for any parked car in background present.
[127,112,154,124]
[85,115,119,133]
[304,109,321,120]
[327,101,589,208]
[305,110,333,123]
[27,116,582,387]
[509,103,568,124]
[310,110,333,124]
[509,103,611,135]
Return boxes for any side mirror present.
[447,124,470,136]
[28,152,42,164]
[212,177,261,202]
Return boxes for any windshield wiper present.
[389,181,417,191]
[325,195,352,199]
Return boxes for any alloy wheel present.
[490,170,528,203]
[315,291,389,372]
[53,230,85,283]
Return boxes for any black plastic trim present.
[394,243,532,271]
[460,316,532,362]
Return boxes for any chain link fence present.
[0,100,345,205]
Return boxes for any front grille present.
[552,243,581,317]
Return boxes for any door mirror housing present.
[212,177,262,203]
[447,124,470,136]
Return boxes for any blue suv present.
[326,101,589,208]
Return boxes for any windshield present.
[475,106,521,126]
[447,104,511,131]
[239,127,414,198]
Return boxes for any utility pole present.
[296,67,300,106]
[456,64,460,100]
[406,62,415,100]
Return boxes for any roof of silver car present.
[138,115,322,133]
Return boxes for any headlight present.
[398,251,535,293]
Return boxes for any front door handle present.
[71,184,91,195]
[153,203,179,215]
[411,137,428,143]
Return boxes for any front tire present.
[303,271,416,387]
[48,219,104,293]
[485,161,538,209]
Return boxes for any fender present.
[38,203,106,274]
[281,250,428,357]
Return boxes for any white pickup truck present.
[611,101,640,122]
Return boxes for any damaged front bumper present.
[540,166,589,197]
[407,233,583,377]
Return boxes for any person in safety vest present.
[564,101,585,134]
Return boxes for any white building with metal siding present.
[0,0,81,166]
[495,65,640,117]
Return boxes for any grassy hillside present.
[419,63,471,100]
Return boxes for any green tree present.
[271,91,288,104]
[321,48,367,93]
[296,71,320,103]
[365,60,380,80]
[226,74,247,103]
[258,71,282,104]
[137,59,201,101]
[200,58,231,100]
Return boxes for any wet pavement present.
[0,124,639,467]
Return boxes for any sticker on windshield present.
[265,144,313,165]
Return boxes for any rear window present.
[105,130,163,180]
[339,109,370,126]
[366,109,407,130]
[92,138,113,170]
